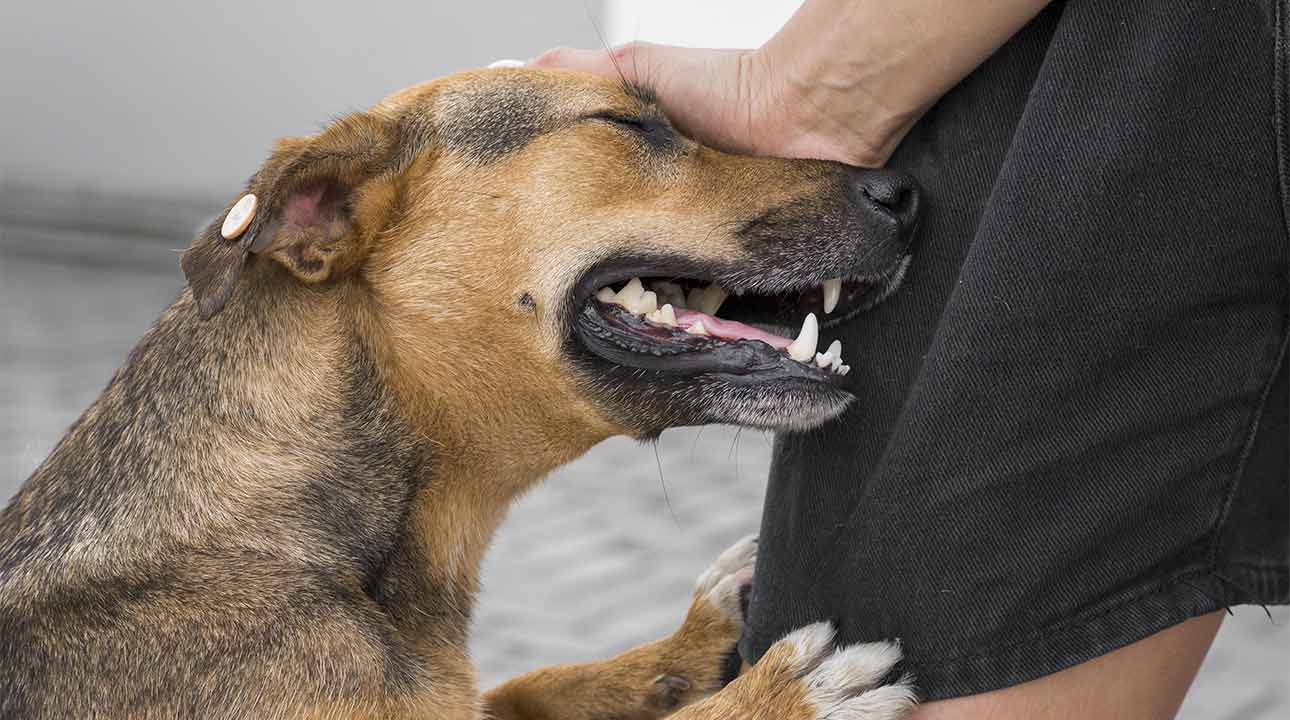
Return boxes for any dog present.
[0,67,920,719]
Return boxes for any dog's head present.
[182,69,919,457]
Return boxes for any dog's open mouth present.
[571,256,911,383]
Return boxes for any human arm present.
[531,0,1050,167]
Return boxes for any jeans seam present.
[912,562,1288,675]
[1202,0,1290,575]
[1204,332,1289,571]
[1275,0,1290,254]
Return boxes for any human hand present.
[529,41,912,168]
[529,0,1050,168]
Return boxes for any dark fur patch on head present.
[181,218,251,319]
[589,81,683,158]
[432,77,554,164]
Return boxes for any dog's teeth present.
[685,287,704,310]
[595,287,616,303]
[826,340,844,371]
[815,351,834,369]
[657,303,677,326]
[686,319,710,336]
[837,364,851,376]
[696,286,729,316]
[645,303,677,327]
[787,313,819,362]
[822,278,842,314]
[634,290,658,315]
[616,277,645,308]
[651,281,687,310]
[684,285,727,315]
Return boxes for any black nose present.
[857,171,921,237]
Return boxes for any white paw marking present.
[695,534,758,595]
[694,534,757,624]
[817,683,918,720]
[782,622,837,676]
[808,642,905,698]
[783,622,918,719]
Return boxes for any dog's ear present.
[182,112,407,319]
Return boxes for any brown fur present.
[0,68,917,719]
[485,582,747,720]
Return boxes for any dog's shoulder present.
[0,548,434,717]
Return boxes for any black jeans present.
[741,0,1290,700]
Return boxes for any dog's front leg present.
[481,536,757,720]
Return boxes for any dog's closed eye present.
[586,112,680,154]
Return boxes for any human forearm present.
[762,0,1051,164]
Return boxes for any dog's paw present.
[761,623,917,720]
[692,533,757,627]
[652,535,758,707]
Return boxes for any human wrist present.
[754,28,921,167]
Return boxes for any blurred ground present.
[2,218,1286,717]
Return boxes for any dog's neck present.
[17,265,570,653]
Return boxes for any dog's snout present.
[856,171,921,238]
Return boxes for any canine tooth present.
[787,313,819,362]
[822,278,842,314]
[696,287,727,316]
[830,355,843,371]
[686,319,710,336]
[595,287,616,303]
[635,290,658,315]
[616,277,645,307]
[696,286,729,316]
[815,352,834,369]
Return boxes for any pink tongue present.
[674,308,792,350]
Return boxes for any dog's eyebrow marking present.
[431,79,554,164]
[426,78,669,165]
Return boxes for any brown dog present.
[0,68,920,719]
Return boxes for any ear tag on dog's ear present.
[221,193,257,240]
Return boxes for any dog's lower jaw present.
[696,380,854,432]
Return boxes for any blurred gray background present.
[1,2,1284,717]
